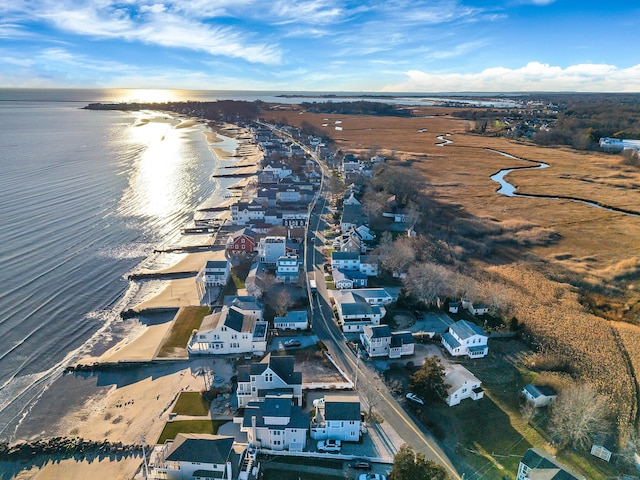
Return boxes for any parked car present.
[284,339,301,348]
[317,439,341,453]
[348,460,371,470]
[405,393,424,405]
[359,474,386,480]
[312,397,325,407]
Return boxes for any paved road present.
[266,122,462,479]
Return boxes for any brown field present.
[264,107,640,443]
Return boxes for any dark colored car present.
[284,339,301,348]
[348,461,372,470]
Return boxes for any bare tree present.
[381,237,416,277]
[549,384,610,450]
[271,288,295,317]
[520,400,537,425]
[361,190,388,224]
[403,262,451,307]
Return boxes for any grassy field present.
[156,419,226,444]
[171,391,211,416]
[156,305,210,357]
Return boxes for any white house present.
[231,200,266,225]
[310,394,362,442]
[276,253,299,283]
[240,392,308,451]
[444,364,484,407]
[389,331,415,359]
[522,384,557,408]
[236,354,303,408]
[263,162,293,179]
[153,434,236,480]
[340,204,369,233]
[343,192,361,206]
[448,301,460,314]
[468,302,490,316]
[360,325,414,358]
[359,256,379,276]
[332,268,368,289]
[201,260,231,287]
[354,225,375,242]
[517,448,584,480]
[258,236,287,265]
[441,320,488,359]
[360,325,392,358]
[187,304,267,356]
[274,311,308,330]
[340,288,394,305]
[333,290,388,333]
[331,251,360,270]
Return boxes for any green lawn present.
[156,305,210,357]
[156,419,226,444]
[171,391,210,416]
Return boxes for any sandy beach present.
[8,120,260,480]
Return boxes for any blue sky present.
[1,0,639,92]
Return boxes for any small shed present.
[449,301,460,314]
[522,384,557,407]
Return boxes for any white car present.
[359,474,386,480]
[317,439,341,452]
[312,397,325,407]
[405,393,424,405]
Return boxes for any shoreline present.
[7,118,260,479]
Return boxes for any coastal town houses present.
[274,311,308,331]
[187,302,267,356]
[330,252,379,277]
[333,289,392,333]
[521,384,557,408]
[153,433,236,480]
[240,392,309,451]
[310,394,362,442]
[441,320,489,359]
[201,260,231,287]
[235,354,303,408]
[226,227,257,255]
[444,364,484,407]
[517,448,584,480]
[332,268,368,290]
[360,325,415,358]
[340,204,369,233]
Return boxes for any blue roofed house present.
[153,433,237,480]
[310,394,362,442]
[441,320,488,358]
[522,384,557,408]
[333,290,390,333]
[240,392,309,451]
[389,331,415,359]
[235,354,303,408]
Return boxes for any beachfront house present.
[441,320,488,359]
[274,311,308,331]
[240,392,309,451]
[310,394,362,442]
[153,434,236,480]
[522,384,557,408]
[226,227,257,255]
[201,260,231,287]
[517,448,584,479]
[444,364,484,407]
[187,303,268,356]
[235,354,303,408]
[258,236,286,265]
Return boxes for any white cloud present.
[19,1,282,65]
[383,62,640,92]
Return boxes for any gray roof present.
[366,325,392,339]
[331,251,360,261]
[275,311,307,323]
[524,384,557,399]
[520,448,583,479]
[165,434,234,465]
[238,354,302,385]
[206,260,228,269]
[324,395,361,421]
[442,332,460,350]
[450,320,486,340]
[242,396,309,429]
[341,302,380,316]
[223,295,262,311]
[390,331,415,346]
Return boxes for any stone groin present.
[0,436,143,461]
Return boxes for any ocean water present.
[0,89,240,441]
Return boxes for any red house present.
[226,228,257,254]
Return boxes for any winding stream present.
[488,149,640,217]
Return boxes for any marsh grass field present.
[266,107,640,474]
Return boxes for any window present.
[265,373,273,382]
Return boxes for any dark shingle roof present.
[520,448,583,479]
[165,434,234,465]
[324,396,361,421]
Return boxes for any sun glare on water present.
[108,88,188,104]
